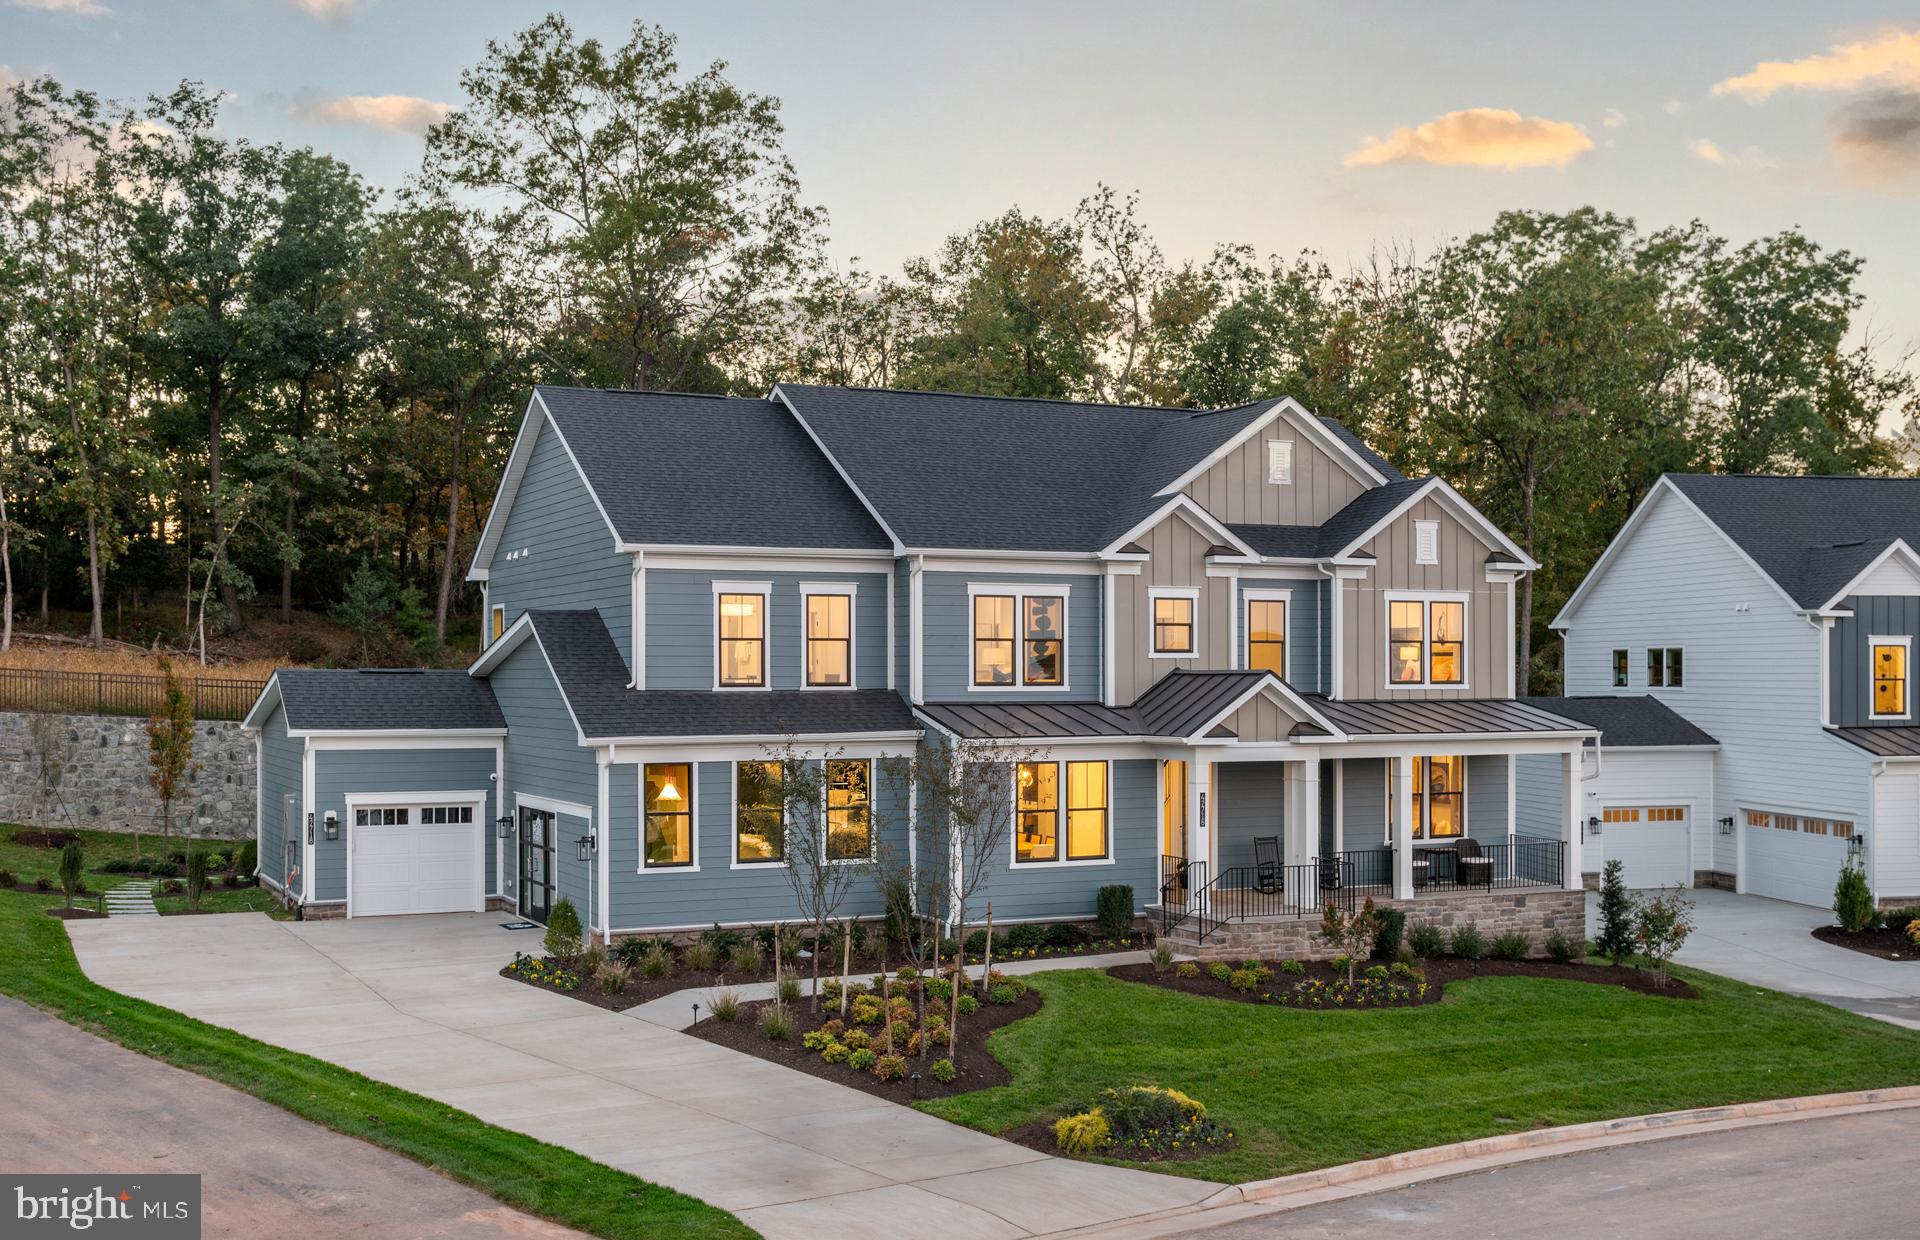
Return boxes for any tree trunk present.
[0,483,12,652]
[838,922,851,1019]
[978,903,995,997]
[282,376,311,626]
[207,380,243,629]
[1516,454,1537,694]
[434,405,468,646]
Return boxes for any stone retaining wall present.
[0,710,254,840]
[1164,888,1587,960]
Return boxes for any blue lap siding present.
[491,636,599,922]
[969,758,1155,923]
[1217,763,1285,872]
[920,572,1103,702]
[645,569,890,691]
[310,747,499,904]
[256,701,302,893]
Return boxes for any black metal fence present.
[0,667,267,722]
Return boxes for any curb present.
[1204,1084,1920,1208]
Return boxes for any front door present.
[519,807,555,924]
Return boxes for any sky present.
[5,0,1920,368]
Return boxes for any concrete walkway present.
[1589,887,1920,1029]
[103,880,158,917]
[65,913,1209,1240]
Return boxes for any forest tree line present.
[0,15,1913,686]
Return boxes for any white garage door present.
[350,802,483,917]
[1742,808,1851,908]
[1599,806,1690,888]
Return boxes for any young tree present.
[423,15,825,391]
[1634,888,1695,988]
[146,658,199,852]
[1833,859,1877,934]
[1594,858,1638,965]
[59,840,83,911]
[760,740,865,1012]
[1317,897,1381,984]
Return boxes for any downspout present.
[597,748,613,945]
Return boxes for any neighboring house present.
[245,383,1662,949]
[1554,473,1920,909]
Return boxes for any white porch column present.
[1190,755,1213,902]
[1561,746,1582,889]
[1391,753,1415,899]
[1289,754,1321,868]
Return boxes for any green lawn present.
[1,824,290,918]
[922,967,1920,1183]
[0,893,752,1239]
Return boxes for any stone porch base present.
[1162,888,1587,961]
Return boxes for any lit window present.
[806,594,852,687]
[644,764,692,867]
[973,595,1015,685]
[1066,761,1109,859]
[1389,597,1464,686]
[1247,599,1286,677]
[1024,596,1064,685]
[1152,595,1194,655]
[717,593,766,686]
[735,761,783,863]
[1162,759,1187,861]
[1647,647,1683,688]
[1873,640,1908,717]
[1611,649,1629,688]
[1387,756,1464,840]
[1015,761,1058,862]
[490,606,505,643]
[825,759,871,861]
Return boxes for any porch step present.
[104,882,159,917]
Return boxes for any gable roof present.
[499,610,917,742]
[471,387,891,576]
[916,669,1338,742]
[1520,696,1718,748]
[245,669,505,734]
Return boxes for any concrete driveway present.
[65,913,1213,1240]
[0,994,582,1239]
[1590,887,1920,1029]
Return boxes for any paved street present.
[0,994,582,1239]
[1182,1106,1920,1238]
[1591,887,1920,1029]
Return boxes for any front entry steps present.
[104,882,159,917]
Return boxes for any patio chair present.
[1253,836,1282,894]
[1454,837,1495,889]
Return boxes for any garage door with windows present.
[1598,805,1690,889]
[1742,808,1853,908]
[349,799,486,917]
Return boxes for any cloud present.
[1662,99,1687,116]
[284,0,362,24]
[1831,89,1920,184]
[6,0,111,16]
[1715,27,1920,101]
[1602,108,1628,129]
[1343,108,1593,169]
[1686,137,1777,169]
[294,93,451,134]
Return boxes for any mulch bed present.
[9,829,81,848]
[1813,925,1918,962]
[1109,956,1699,1005]
[686,989,1043,1102]
[43,907,106,920]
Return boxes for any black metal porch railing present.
[1183,859,1359,943]
[1159,856,1204,935]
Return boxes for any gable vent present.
[1415,520,1439,566]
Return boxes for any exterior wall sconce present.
[323,811,339,842]
[1717,816,1735,835]
[576,833,596,862]
[1586,816,1601,836]
[497,815,515,840]
[306,812,315,844]
[1848,834,1867,861]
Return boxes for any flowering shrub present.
[1054,1086,1233,1160]
[1272,976,1421,1008]
[505,952,580,992]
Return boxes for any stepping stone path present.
[104,882,159,918]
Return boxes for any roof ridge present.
[780,381,1264,419]
[536,384,744,402]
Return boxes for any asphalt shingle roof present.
[273,669,505,732]
[524,610,917,740]
[1521,696,1718,748]
[1666,474,1920,608]
[1309,477,1433,557]
[535,386,891,551]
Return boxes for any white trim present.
[1265,437,1295,486]
[1378,755,1469,844]
[712,582,773,691]
[596,750,611,941]
[1184,677,1348,744]
[1819,617,1833,727]
[886,566,897,692]
[1331,477,1536,569]
[300,742,315,904]
[1100,493,1259,560]
[637,761,700,873]
[1868,634,1914,721]
[253,730,264,879]
[922,555,1108,575]
[800,583,861,690]
[1382,590,1471,691]
[1102,566,1119,707]
[1153,397,1389,497]
[1414,519,1439,566]
[1818,538,1920,611]
[1241,587,1293,681]
[728,758,791,870]
[341,790,488,920]
[605,735,919,760]
[469,392,626,580]
[297,730,508,744]
[1646,645,1686,690]
[240,673,283,732]
[488,602,505,648]
[630,554,645,690]
[909,556,925,704]
[964,582,1073,693]
[823,755,879,867]
[515,793,592,820]
[1326,568,1344,698]
[769,385,909,554]
[642,552,891,573]
[1146,586,1202,659]
[1008,757,1117,869]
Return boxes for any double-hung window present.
[1245,593,1288,678]
[1646,647,1683,688]
[1611,649,1629,688]
[1871,637,1910,719]
[715,586,768,687]
[971,587,1067,687]
[643,763,693,868]
[735,761,784,863]
[1387,595,1465,686]
[1015,760,1109,863]
[1385,756,1465,840]
[1149,589,1197,657]
[825,758,872,861]
[804,590,853,687]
